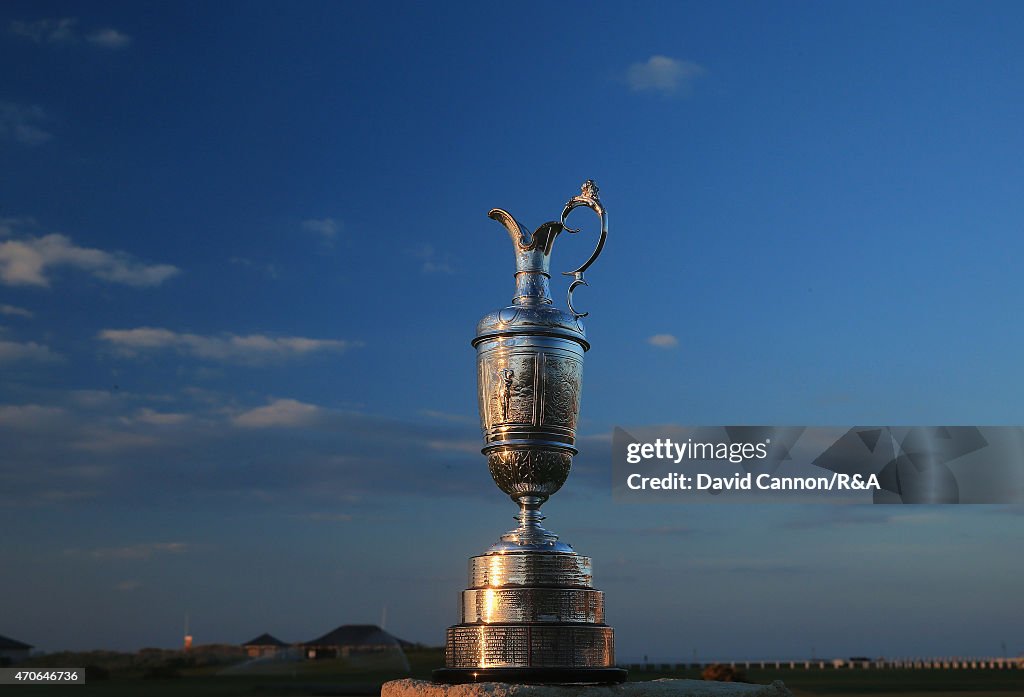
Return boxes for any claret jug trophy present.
[432,182,627,684]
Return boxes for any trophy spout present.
[488,209,563,306]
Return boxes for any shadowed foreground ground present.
[4,649,1021,696]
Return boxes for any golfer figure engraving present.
[433,182,626,684]
[498,369,515,423]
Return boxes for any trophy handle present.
[560,180,607,319]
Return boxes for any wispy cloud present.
[0,339,63,363]
[66,542,189,560]
[233,398,323,428]
[647,333,679,349]
[229,256,279,279]
[570,524,695,537]
[73,430,162,453]
[0,403,66,428]
[0,304,33,318]
[0,102,53,145]
[302,512,354,522]
[86,28,131,49]
[783,507,905,530]
[419,409,475,424]
[683,558,806,574]
[0,233,179,287]
[98,328,358,364]
[132,408,190,426]
[626,55,705,96]
[407,244,454,274]
[9,18,131,49]
[0,217,37,237]
[0,387,488,508]
[426,438,481,454]
[9,18,78,44]
[302,218,339,242]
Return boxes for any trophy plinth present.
[433,182,626,685]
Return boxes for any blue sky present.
[1,1,1023,660]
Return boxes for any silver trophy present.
[433,182,626,684]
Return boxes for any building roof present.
[302,624,405,648]
[242,632,289,647]
[0,634,33,651]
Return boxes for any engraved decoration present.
[481,354,536,427]
[486,449,572,499]
[461,588,604,624]
[478,350,582,442]
[446,625,614,670]
[469,553,593,589]
[542,355,581,430]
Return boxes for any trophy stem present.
[510,495,556,544]
[485,495,575,554]
[516,494,546,526]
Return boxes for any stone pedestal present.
[383,678,793,697]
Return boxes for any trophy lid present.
[473,305,588,351]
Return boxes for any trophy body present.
[433,182,626,684]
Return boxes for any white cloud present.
[233,398,323,428]
[9,18,131,49]
[229,256,280,279]
[98,327,358,364]
[86,28,131,49]
[0,217,37,237]
[0,304,33,318]
[0,233,179,287]
[0,386,493,507]
[0,339,63,363]
[408,244,454,274]
[626,55,705,95]
[0,403,65,427]
[648,333,679,349]
[9,18,77,44]
[0,102,53,145]
[133,408,189,426]
[65,389,118,408]
[419,409,475,424]
[302,218,339,241]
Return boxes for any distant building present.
[242,633,290,658]
[0,634,33,665]
[302,624,405,660]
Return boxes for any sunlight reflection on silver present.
[434,183,626,685]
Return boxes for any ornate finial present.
[580,179,600,202]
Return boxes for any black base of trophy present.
[432,667,628,685]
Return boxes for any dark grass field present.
[631,664,1022,696]
[4,649,1020,696]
